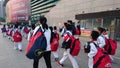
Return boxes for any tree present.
[0,17,5,22]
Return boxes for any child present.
[96,27,106,48]
[54,26,59,39]
[87,31,99,68]
[74,21,81,39]
[22,25,29,39]
[103,28,114,62]
[32,16,52,68]
[57,23,79,68]
[9,25,14,41]
[6,25,11,39]
[84,31,112,68]
[49,26,59,62]
[1,25,6,37]
[103,28,109,39]
[13,24,23,51]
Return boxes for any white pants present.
[14,42,22,50]
[52,51,59,58]
[3,32,6,37]
[60,49,79,68]
[88,58,94,68]
[109,55,114,61]
[24,33,28,39]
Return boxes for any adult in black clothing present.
[33,16,52,68]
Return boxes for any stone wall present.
[45,0,120,27]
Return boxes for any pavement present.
[0,25,120,68]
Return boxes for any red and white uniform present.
[103,33,114,61]
[88,41,98,68]
[13,29,22,50]
[97,35,106,48]
[59,31,79,68]
[51,30,59,60]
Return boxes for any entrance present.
[114,18,120,41]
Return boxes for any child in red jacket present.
[49,26,59,62]
[13,24,22,51]
[57,23,79,68]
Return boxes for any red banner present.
[10,0,30,22]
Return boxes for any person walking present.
[13,24,23,51]
[49,26,59,62]
[96,27,106,48]
[33,16,52,68]
[57,23,79,68]
[1,24,7,37]
[86,31,99,68]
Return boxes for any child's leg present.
[109,55,114,61]
[8,36,10,39]
[10,36,12,40]
[3,32,6,37]
[52,51,59,61]
[52,51,59,58]
[68,54,79,68]
[14,42,18,49]
[25,34,28,39]
[18,42,22,51]
[11,37,13,42]
[59,50,68,64]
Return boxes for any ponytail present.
[42,23,48,30]
[39,16,48,31]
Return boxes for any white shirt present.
[97,35,106,48]
[33,25,51,51]
[88,41,98,68]
[61,27,65,36]
[27,29,34,41]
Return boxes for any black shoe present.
[19,49,22,52]
[57,61,64,67]
[55,58,59,62]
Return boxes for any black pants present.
[33,51,52,68]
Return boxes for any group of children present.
[1,18,116,68]
[84,27,117,68]
[1,24,30,51]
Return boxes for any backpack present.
[75,28,81,35]
[54,32,59,41]
[70,38,80,56]
[13,30,22,42]
[51,32,59,51]
[6,30,9,36]
[25,27,47,59]
[24,26,29,34]
[104,37,117,55]
[84,42,91,53]
[51,37,59,51]
[93,43,112,68]
[69,34,81,56]
[75,25,81,35]
[10,29,13,36]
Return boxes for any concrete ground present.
[0,25,120,68]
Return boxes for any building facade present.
[45,0,120,40]
[30,0,60,24]
[4,0,30,23]
[0,0,5,19]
